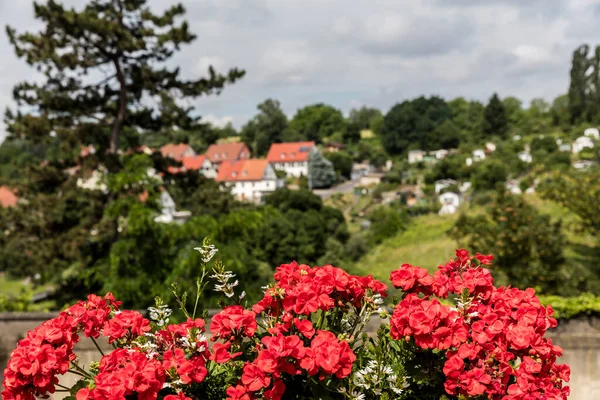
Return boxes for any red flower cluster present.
[2,293,119,400]
[390,250,570,399]
[212,262,386,400]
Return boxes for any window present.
[280,153,286,159]
[223,152,227,158]
[215,154,219,159]
[291,152,295,158]
[232,172,237,177]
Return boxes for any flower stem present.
[56,383,71,391]
[70,362,93,378]
[91,337,105,357]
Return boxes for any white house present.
[266,142,316,177]
[154,191,192,224]
[572,136,594,153]
[434,179,457,194]
[408,150,426,164]
[505,180,522,195]
[573,160,595,170]
[485,142,497,152]
[439,192,460,215]
[430,149,449,160]
[351,162,376,181]
[205,142,251,168]
[559,143,571,152]
[584,128,600,140]
[216,159,282,203]
[465,157,473,167]
[359,173,385,187]
[513,135,522,141]
[472,149,486,162]
[459,181,472,193]
[518,151,533,163]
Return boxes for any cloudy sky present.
[1,0,599,139]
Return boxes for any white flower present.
[194,244,218,263]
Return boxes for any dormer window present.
[223,152,227,158]
[242,170,248,177]
[215,154,219,159]
[232,172,237,177]
[291,152,295,158]
[281,153,286,159]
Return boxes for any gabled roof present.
[266,142,315,163]
[216,159,271,182]
[205,142,250,163]
[0,186,18,207]
[167,155,209,174]
[160,143,194,160]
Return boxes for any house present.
[216,159,282,203]
[513,135,521,141]
[160,143,196,160]
[505,180,522,195]
[485,142,496,152]
[439,192,460,215]
[573,160,595,170]
[0,186,18,207]
[324,142,345,153]
[518,151,532,163]
[572,136,594,154]
[384,160,393,171]
[266,142,316,177]
[205,142,251,167]
[153,190,191,224]
[465,157,473,167]
[434,179,457,194]
[584,128,600,140]
[459,182,472,193]
[351,162,376,181]
[430,149,449,160]
[168,155,217,178]
[408,150,425,164]
[359,173,385,187]
[559,143,571,152]
[472,149,486,162]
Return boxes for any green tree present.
[241,99,288,156]
[287,104,345,143]
[325,150,353,180]
[502,96,527,131]
[380,96,453,155]
[471,160,508,191]
[308,151,336,189]
[448,97,485,143]
[451,190,568,294]
[483,93,509,138]
[550,94,570,128]
[0,0,243,301]
[368,206,407,244]
[342,121,361,144]
[348,106,383,130]
[568,45,590,124]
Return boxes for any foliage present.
[368,206,408,245]
[450,190,568,294]
[538,168,600,236]
[348,106,383,131]
[308,151,336,189]
[0,292,31,312]
[241,99,288,156]
[286,104,345,143]
[470,160,508,191]
[380,96,453,155]
[1,248,570,400]
[540,293,600,319]
[325,150,353,180]
[483,93,509,138]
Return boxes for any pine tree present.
[0,0,243,301]
[483,93,508,138]
[308,151,336,189]
[567,45,590,124]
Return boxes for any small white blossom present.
[194,244,218,263]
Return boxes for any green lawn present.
[348,213,458,281]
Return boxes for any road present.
[313,180,356,199]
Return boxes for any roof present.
[0,186,18,207]
[160,143,193,160]
[216,159,271,182]
[168,155,209,174]
[266,142,315,163]
[205,142,250,163]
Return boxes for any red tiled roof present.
[0,186,18,207]
[266,142,315,163]
[167,155,208,174]
[160,143,194,160]
[216,159,270,182]
[205,142,250,163]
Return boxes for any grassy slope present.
[348,213,458,281]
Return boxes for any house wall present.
[271,161,308,178]
[1,314,598,399]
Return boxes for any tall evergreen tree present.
[567,45,590,124]
[0,0,243,300]
[483,93,508,138]
[241,99,288,156]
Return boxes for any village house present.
[160,143,196,160]
[465,157,473,166]
[573,160,595,170]
[168,154,217,178]
[584,128,600,140]
[153,190,192,224]
[518,151,532,163]
[559,143,572,152]
[485,142,496,152]
[323,142,345,153]
[216,159,281,203]
[439,192,460,215]
[472,149,486,162]
[266,141,316,177]
[513,135,522,141]
[572,136,594,154]
[459,181,472,193]
[205,142,251,168]
[351,162,376,181]
[0,186,18,207]
[505,180,522,195]
[359,172,385,187]
[430,149,450,160]
[434,179,457,194]
[408,150,425,164]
